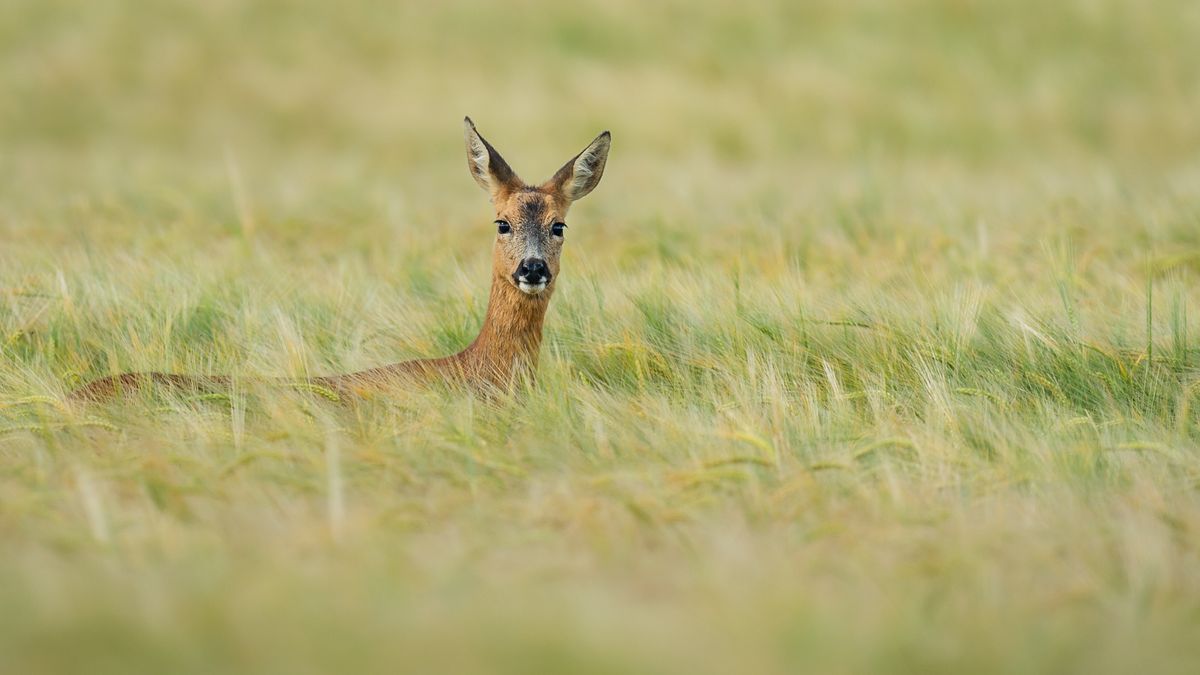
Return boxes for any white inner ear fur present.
[569,153,596,196]
[565,136,609,200]
[467,133,490,180]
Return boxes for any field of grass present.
[3,0,1200,672]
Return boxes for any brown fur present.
[70,118,610,403]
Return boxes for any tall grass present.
[2,0,1199,673]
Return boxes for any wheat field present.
[3,1,1200,673]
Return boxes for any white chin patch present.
[517,281,547,295]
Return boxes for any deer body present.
[70,119,610,402]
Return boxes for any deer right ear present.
[545,130,611,202]
[464,117,520,200]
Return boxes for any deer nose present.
[515,258,551,284]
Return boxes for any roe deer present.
[71,118,610,401]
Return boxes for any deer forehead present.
[498,189,566,224]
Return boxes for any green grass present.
[3,0,1200,673]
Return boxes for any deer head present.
[464,117,610,297]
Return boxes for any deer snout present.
[514,258,551,293]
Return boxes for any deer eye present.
[551,222,566,237]
[496,220,511,235]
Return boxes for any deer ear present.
[545,131,610,202]
[464,117,520,199]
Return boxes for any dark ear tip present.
[464,116,475,128]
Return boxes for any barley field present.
[2,1,1200,673]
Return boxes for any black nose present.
[515,258,551,284]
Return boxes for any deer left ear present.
[464,117,521,200]
[545,131,610,202]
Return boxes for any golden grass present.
[2,0,1200,673]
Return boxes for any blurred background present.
[5,0,1197,212]
[6,0,1198,161]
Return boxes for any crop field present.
[2,0,1200,673]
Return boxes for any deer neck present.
[458,274,553,384]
